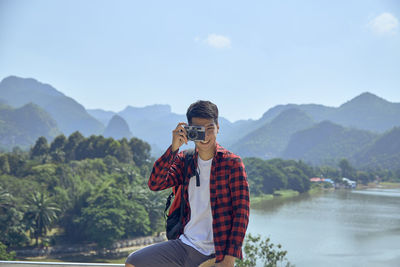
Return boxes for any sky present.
[0,0,399,122]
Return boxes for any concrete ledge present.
[0,261,123,267]
[0,260,216,267]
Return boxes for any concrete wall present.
[0,260,216,267]
[0,261,123,267]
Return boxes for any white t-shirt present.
[179,157,215,255]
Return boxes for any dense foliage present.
[0,133,168,250]
[244,157,400,196]
[1,132,399,258]
[235,234,293,267]
[244,157,313,195]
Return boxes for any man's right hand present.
[172,122,188,152]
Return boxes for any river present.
[247,188,400,267]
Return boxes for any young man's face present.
[190,117,219,154]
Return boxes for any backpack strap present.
[164,149,195,218]
[180,149,195,217]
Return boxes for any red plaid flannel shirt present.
[148,143,250,263]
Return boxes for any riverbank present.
[250,181,400,209]
[358,181,400,189]
[250,185,333,209]
[251,190,300,208]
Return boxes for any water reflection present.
[247,188,400,267]
[251,192,314,214]
[352,188,400,198]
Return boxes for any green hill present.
[328,92,400,133]
[230,108,314,158]
[103,115,133,140]
[352,127,400,170]
[258,92,400,134]
[0,76,104,136]
[0,103,60,150]
[282,121,378,166]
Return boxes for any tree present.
[105,139,121,159]
[64,131,84,161]
[317,166,340,182]
[339,158,354,179]
[0,241,15,260]
[124,181,165,234]
[0,155,10,174]
[114,138,133,163]
[31,164,58,192]
[30,137,49,159]
[79,183,150,247]
[129,137,151,166]
[243,158,268,196]
[50,135,67,153]
[0,187,28,247]
[283,166,310,193]
[75,136,96,160]
[235,234,293,267]
[24,191,60,247]
[50,135,67,163]
[261,164,286,194]
[6,151,28,177]
[0,187,12,210]
[356,171,372,185]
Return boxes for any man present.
[125,100,250,267]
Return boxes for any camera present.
[184,125,206,142]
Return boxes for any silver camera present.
[184,125,206,141]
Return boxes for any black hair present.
[186,100,219,125]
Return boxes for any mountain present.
[103,115,133,140]
[87,109,116,126]
[352,127,400,170]
[0,103,60,151]
[117,104,186,153]
[2,75,399,168]
[116,104,258,154]
[230,109,315,158]
[260,103,335,124]
[327,92,400,133]
[257,93,400,133]
[217,118,261,147]
[0,76,104,136]
[282,121,378,166]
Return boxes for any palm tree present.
[24,191,60,247]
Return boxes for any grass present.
[250,190,300,208]
[379,182,400,188]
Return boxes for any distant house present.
[342,177,357,189]
[323,178,335,185]
[310,177,324,182]
[310,177,335,186]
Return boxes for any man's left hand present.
[215,255,235,267]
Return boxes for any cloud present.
[368,13,399,35]
[199,34,231,49]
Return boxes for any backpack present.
[164,149,196,240]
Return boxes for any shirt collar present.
[194,142,225,163]
[215,142,225,155]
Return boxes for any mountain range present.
[1,75,399,169]
[0,102,60,150]
[0,76,104,136]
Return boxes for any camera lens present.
[188,130,198,140]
